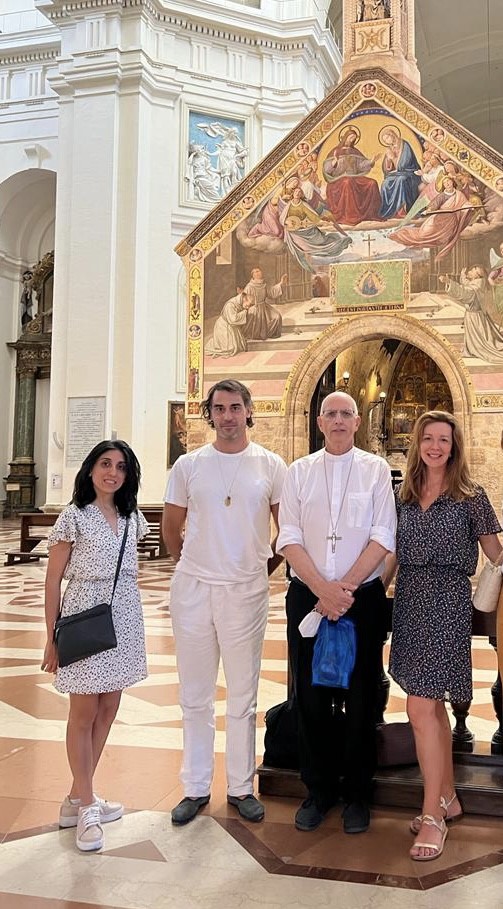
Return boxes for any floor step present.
[258,753,503,816]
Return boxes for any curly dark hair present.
[72,440,141,516]
[200,379,254,428]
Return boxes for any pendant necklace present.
[323,450,354,554]
[215,449,246,507]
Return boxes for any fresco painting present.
[183,81,503,406]
[330,259,409,313]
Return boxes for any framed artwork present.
[330,259,410,314]
[183,107,248,207]
[167,402,187,468]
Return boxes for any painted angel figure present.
[197,122,248,195]
[278,187,352,272]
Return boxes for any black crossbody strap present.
[110,516,129,604]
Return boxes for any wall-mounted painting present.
[184,110,248,206]
[330,259,409,313]
[167,402,187,467]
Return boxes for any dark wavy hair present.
[72,440,141,516]
[200,379,254,428]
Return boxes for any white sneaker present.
[76,804,103,852]
[60,794,123,828]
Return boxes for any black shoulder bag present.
[54,517,129,668]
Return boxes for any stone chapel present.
[1,0,502,511]
[177,0,503,504]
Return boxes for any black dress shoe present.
[227,795,265,822]
[171,796,210,826]
[295,797,326,831]
[342,800,370,834]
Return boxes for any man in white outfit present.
[277,391,396,835]
[163,379,287,824]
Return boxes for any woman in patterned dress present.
[385,412,502,861]
[41,441,148,852]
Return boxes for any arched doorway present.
[308,339,454,469]
[0,168,56,512]
[282,314,473,464]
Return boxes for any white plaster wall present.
[1,0,341,506]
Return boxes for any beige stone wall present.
[186,414,290,464]
[186,312,503,518]
[469,413,503,511]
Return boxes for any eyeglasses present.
[320,409,356,421]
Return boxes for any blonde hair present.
[399,411,476,503]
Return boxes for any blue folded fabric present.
[311,615,356,688]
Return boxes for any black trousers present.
[286,577,388,811]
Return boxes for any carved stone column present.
[4,321,51,515]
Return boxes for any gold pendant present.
[225,496,231,507]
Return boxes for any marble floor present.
[1,516,503,909]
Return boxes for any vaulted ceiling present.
[328,0,503,153]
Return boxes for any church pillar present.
[41,3,182,505]
[14,362,37,462]
[4,329,51,514]
[4,363,38,515]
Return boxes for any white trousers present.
[169,571,269,798]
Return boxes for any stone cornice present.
[0,47,60,67]
[0,96,58,113]
[36,0,336,55]
[48,55,183,102]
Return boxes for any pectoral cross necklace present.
[323,451,354,554]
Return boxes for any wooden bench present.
[5,548,48,566]
[137,523,161,559]
[4,512,54,565]
[140,508,167,558]
[5,507,168,565]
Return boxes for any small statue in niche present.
[20,270,37,328]
[357,0,390,21]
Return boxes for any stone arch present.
[0,168,56,263]
[282,313,474,463]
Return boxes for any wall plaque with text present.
[66,397,106,467]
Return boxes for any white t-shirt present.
[277,446,396,583]
[164,442,287,584]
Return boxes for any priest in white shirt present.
[277,391,396,835]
